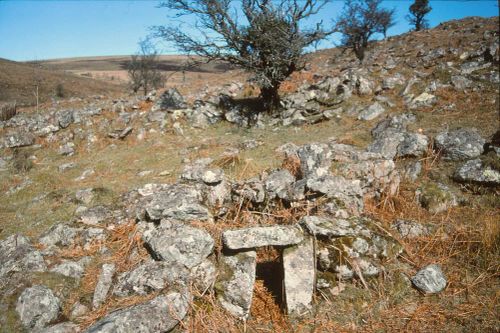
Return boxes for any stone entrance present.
[216,225,315,319]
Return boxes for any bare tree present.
[128,40,164,95]
[335,0,395,62]
[406,0,432,31]
[153,0,330,111]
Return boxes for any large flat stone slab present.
[283,235,315,316]
[300,216,360,238]
[216,250,256,319]
[222,225,303,250]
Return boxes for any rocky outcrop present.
[16,285,61,330]
[435,128,485,160]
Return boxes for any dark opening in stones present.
[254,248,285,311]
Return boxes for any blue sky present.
[0,1,498,61]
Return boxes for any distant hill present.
[0,57,124,106]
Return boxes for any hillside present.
[0,16,498,333]
[0,58,124,106]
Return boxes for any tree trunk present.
[260,85,281,112]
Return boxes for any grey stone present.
[397,133,429,157]
[34,322,80,333]
[70,302,89,319]
[371,113,416,138]
[306,175,364,214]
[4,130,35,148]
[300,216,360,238]
[191,259,218,294]
[404,161,422,181]
[222,225,303,250]
[143,220,214,269]
[78,206,110,225]
[16,285,61,330]
[39,224,81,248]
[144,184,211,222]
[113,261,189,297]
[435,128,485,160]
[411,264,447,294]
[283,235,315,316]
[76,188,95,205]
[50,259,87,279]
[265,169,295,200]
[239,139,264,150]
[297,143,332,179]
[232,177,266,204]
[56,110,74,129]
[451,75,473,90]
[409,92,437,109]
[154,88,187,110]
[93,263,115,309]
[358,102,386,121]
[0,234,46,278]
[84,292,189,333]
[217,250,256,319]
[58,162,76,172]
[392,219,428,238]
[201,168,224,185]
[453,158,500,185]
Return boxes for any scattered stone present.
[0,234,46,278]
[453,158,500,186]
[265,169,295,200]
[144,184,212,222]
[191,259,217,294]
[222,225,303,250]
[4,130,35,148]
[392,219,428,238]
[59,142,75,156]
[35,322,80,333]
[16,285,61,330]
[201,168,224,185]
[451,75,473,90]
[58,162,76,172]
[300,216,360,238]
[153,88,187,110]
[409,92,437,108]
[143,220,214,269]
[358,102,386,121]
[435,128,485,160]
[76,188,95,205]
[92,263,115,309]
[239,139,264,150]
[85,292,189,333]
[411,264,447,294]
[113,261,189,297]
[217,250,256,319]
[306,175,364,214]
[39,224,81,248]
[283,235,315,316]
[77,206,110,225]
[50,259,87,280]
[70,302,89,319]
[297,143,332,179]
[75,169,95,181]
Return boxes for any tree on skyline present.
[407,0,432,31]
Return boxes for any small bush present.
[12,148,33,173]
[56,83,65,98]
[0,102,17,121]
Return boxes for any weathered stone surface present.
[358,102,386,121]
[50,258,88,280]
[4,130,35,148]
[297,143,332,179]
[56,110,74,129]
[59,142,75,156]
[411,264,447,294]
[283,235,315,316]
[0,234,46,278]
[453,158,500,186]
[300,216,360,238]
[143,220,214,269]
[153,88,187,111]
[451,75,473,90]
[34,322,80,333]
[217,250,256,319]
[409,92,437,109]
[144,184,211,222]
[435,128,485,160]
[16,285,61,330]
[201,168,224,185]
[265,169,295,200]
[84,292,189,333]
[392,219,428,238]
[222,225,303,250]
[306,175,364,214]
[93,263,115,309]
[232,177,266,203]
[36,226,76,250]
[191,259,217,294]
[77,205,110,225]
[113,261,189,297]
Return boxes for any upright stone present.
[93,263,115,309]
[217,250,257,319]
[283,235,315,316]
